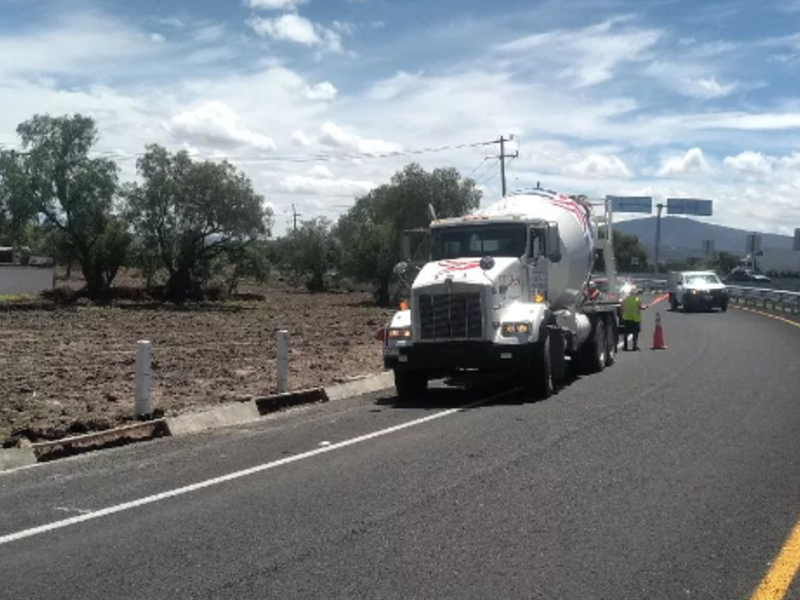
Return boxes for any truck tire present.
[580,318,606,374]
[720,300,728,312]
[394,370,428,399]
[604,316,617,367]
[523,337,553,401]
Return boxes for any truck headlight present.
[501,322,531,336]
[388,327,412,339]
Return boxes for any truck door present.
[527,226,549,302]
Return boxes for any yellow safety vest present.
[621,295,642,322]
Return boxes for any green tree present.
[124,144,272,302]
[336,163,481,305]
[0,150,38,248]
[612,232,648,272]
[277,218,339,292]
[11,114,130,299]
[708,251,739,275]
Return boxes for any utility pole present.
[654,203,665,275]
[291,204,302,232]
[493,135,519,197]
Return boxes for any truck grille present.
[418,292,483,340]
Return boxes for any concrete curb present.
[0,447,37,471]
[255,387,328,414]
[32,420,169,463]
[166,402,260,437]
[325,372,394,401]
[1,373,395,471]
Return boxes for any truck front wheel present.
[394,369,428,399]
[523,337,553,401]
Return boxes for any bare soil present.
[0,282,392,444]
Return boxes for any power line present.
[474,158,501,187]
[465,156,490,180]
[1,138,501,164]
[473,161,498,186]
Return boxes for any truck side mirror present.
[547,223,562,263]
[530,229,543,261]
[401,234,411,261]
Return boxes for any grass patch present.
[0,293,36,303]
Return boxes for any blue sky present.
[1,0,799,235]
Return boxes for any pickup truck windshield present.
[431,224,527,260]
[686,274,721,285]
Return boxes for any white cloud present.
[165,101,276,151]
[567,154,633,179]
[149,33,166,44]
[657,148,712,177]
[724,151,772,179]
[679,76,738,99]
[249,14,342,52]
[0,13,161,78]
[308,165,334,178]
[247,0,307,10]
[319,121,402,155]
[367,71,423,100]
[290,129,316,147]
[303,81,338,101]
[280,166,375,196]
[495,18,662,87]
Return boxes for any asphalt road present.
[1,300,800,600]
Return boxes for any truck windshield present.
[686,274,721,285]
[431,224,527,260]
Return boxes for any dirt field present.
[0,285,392,444]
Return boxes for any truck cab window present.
[431,224,526,260]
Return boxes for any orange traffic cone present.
[652,312,667,350]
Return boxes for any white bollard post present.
[134,340,152,418]
[277,330,289,394]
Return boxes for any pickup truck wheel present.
[580,319,606,374]
[394,370,428,399]
[523,337,553,401]
[670,295,678,311]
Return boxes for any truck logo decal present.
[549,195,590,237]
[437,260,481,273]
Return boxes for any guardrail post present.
[134,340,152,418]
[277,330,289,394]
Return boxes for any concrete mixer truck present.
[383,189,624,401]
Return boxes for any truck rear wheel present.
[579,318,606,374]
[394,369,428,399]
[523,337,553,401]
[605,317,617,367]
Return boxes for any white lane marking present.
[53,506,92,515]
[0,392,510,547]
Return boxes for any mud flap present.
[549,328,566,381]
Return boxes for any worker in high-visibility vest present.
[620,289,647,351]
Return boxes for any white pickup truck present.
[668,271,729,312]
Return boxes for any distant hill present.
[615,217,793,256]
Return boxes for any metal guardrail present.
[595,275,800,315]
[627,277,800,315]
[726,285,800,314]
[630,277,668,292]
